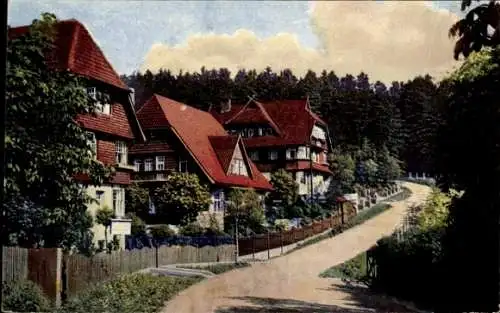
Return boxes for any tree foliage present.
[225,189,266,234]
[4,13,112,251]
[268,169,299,208]
[327,149,356,196]
[449,0,500,60]
[125,182,150,218]
[152,172,211,225]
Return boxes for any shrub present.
[149,224,176,238]
[369,226,446,310]
[179,222,205,236]
[126,212,147,236]
[58,273,203,313]
[2,280,51,312]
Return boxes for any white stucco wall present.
[86,185,128,250]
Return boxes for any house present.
[9,19,146,249]
[130,94,273,228]
[210,98,333,203]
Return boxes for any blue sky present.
[8,1,464,82]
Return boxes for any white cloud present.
[141,1,461,83]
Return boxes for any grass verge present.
[177,262,250,274]
[320,252,368,282]
[56,273,203,313]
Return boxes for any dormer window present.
[87,87,111,115]
[229,157,247,176]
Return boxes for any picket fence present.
[63,244,235,298]
[238,200,357,256]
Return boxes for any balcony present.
[133,172,168,182]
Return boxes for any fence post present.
[61,253,68,305]
[341,204,345,225]
[280,231,284,255]
[267,231,270,260]
[252,234,255,260]
[155,244,159,268]
[54,248,62,308]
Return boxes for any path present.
[161,182,431,313]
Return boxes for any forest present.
[122,68,444,176]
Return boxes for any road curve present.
[161,182,431,313]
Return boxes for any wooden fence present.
[238,201,356,256]
[2,246,29,282]
[63,244,235,299]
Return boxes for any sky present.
[8,1,465,84]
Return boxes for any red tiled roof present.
[285,161,333,175]
[129,142,173,154]
[9,19,146,142]
[9,19,128,90]
[211,99,328,147]
[137,95,273,191]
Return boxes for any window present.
[269,151,278,160]
[115,141,128,165]
[213,190,225,212]
[311,152,317,163]
[144,158,153,172]
[87,87,97,100]
[265,128,273,136]
[112,188,125,217]
[179,159,188,173]
[88,87,111,115]
[247,129,254,137]
[134,159,142,172]
[156,156,165,171]
[95,190,105,206]
[230,158,247,176]
[257,128,263,136]
[286,148,297,160]
[86,132,97,158]
[250,151,259,161]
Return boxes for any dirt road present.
[161,182,431,313]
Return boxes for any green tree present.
[4,13,112,251]
[327,149,356,197]
[416,188,458,232]
[269,169,299,211]
[449,0,500,60]
[435,38,500,311]
[125,212,147,236]
[152,172,211,225]
[125,182,150,218]
[376,145,402,186]
[225,189,266,234]
[95,205,114,250]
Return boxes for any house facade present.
[130,95,273,228]
[10,20,146,249]
[210,99,333,203]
